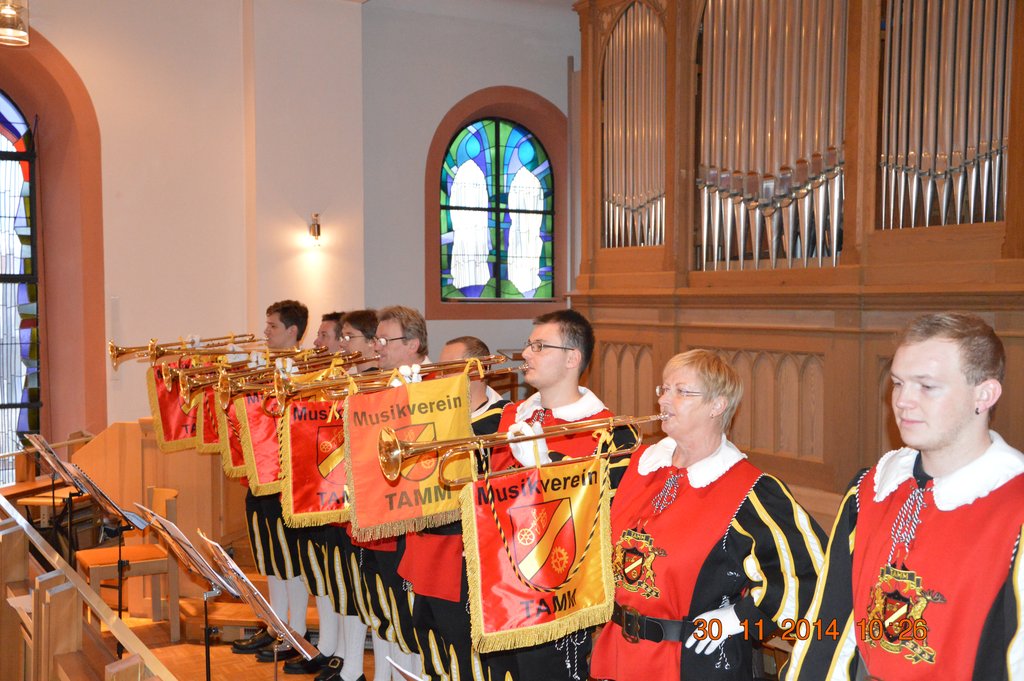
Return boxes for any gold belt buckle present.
[619,605,641,644]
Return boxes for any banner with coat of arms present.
[145,363,200,452]
[280,398,349,527]
[234,394,285,495]
[461,455,614,652]
[344,373,472,540]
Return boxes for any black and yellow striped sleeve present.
[782,476,865,681]
[728,475,827,637]
[606,423,639,494]
[973,524,1024,680]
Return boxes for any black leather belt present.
[611,603,689,644]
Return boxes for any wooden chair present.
[75,486,181,641]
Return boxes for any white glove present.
[400,364,423,383]
[684,604,742,655]
[184,333,201,348]
[275,357,298,374]
[247,351,268,369]
[507,421,550,467]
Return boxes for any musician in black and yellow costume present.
[488,310,638,681]
[284,310,349,676]
[232,300,312,661]
[317,309,379,681]
[399,336,510,681]
[359,305,431,681]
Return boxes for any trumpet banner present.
[216,398,246,478]
[196,386,221,454]
[234,394,284,495]
[281,399,349,527]
[344,373,472,540]
[461,456,613,652]
[145,363,200,452]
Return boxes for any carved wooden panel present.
[716,349,825,463]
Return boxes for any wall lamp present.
[0,1,28,47]
[309,212,322,246]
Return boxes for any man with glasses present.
[315,309,380,681]
[352,305,430,680]
[339,309,379,374]
[490,309,638,681]
[374,305,429,374]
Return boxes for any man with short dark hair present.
[265,299,309,350]
[233,300,311,661]
[490,308,636,681]
[785,312,1024,680]
[314,311,345,353]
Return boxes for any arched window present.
[441,118,554,300]
[0,90,38,468]
[425,87,567,320]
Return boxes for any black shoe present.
[284,652,328,674]
[255,639,301,663]
[313,656,344,681]
[231,628,275,654]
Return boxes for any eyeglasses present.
[342,334,368,342]
[655,385,704,399]
[523,340,574,354]
[375,336,408,346]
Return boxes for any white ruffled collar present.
[637,435,747,488]
[873,430,1024,510]
[513,387,607,423]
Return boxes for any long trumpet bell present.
[378,412,666,485]
[108,333,260,368]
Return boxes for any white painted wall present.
[31,0,366,422]
[28,0,578,424]
[361,0,580,356]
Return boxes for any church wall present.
[29,0,366,424]
[361,0,581,356]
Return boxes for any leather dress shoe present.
[313,656,343,681]
[231,628,275,654]
[255,639,301,663]
[284,652,328,674]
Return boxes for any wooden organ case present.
[571,0,1024,502]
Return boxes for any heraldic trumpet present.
[258,354,518,417]
[378,412,666,485]
[108,333,262,368]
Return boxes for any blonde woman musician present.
[591,349,825,680]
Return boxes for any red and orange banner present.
[461,456,614,652]
[280,398,349,527]
[344,373,472,540]
[145,363,200,452]
[234,394,284,495]
[216,398,247,478]
[195,386,221,454]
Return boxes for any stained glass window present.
[0,90,38,480]
[440,118,554,300]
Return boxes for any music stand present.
[198,531,318,680]
[136,504,238,681]
[65,462,148,657]
[24,434,87,566]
